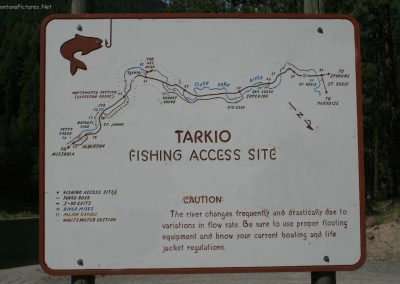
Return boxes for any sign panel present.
[40,14,365,275]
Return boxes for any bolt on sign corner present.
[40,14,365,275]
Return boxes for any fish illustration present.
[60,34,102,75]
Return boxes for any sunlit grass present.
[372,200,400,224]
[0,210,38,220]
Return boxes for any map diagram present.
[53,57,349,156]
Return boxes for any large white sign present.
[40,15,364,274]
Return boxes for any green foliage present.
[88,0,166,13]
[166,0,229,13]
[0,0,399,213]
[0,0,167,213]
[0,0,69,211]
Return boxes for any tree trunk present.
[304,0,324,14]
[71,0,86,13]
[380,3,399,199]
[373,126,379,199]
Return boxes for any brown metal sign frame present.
[39,13,365,276]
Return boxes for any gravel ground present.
[0,259,399,284]
[1,215,399,283]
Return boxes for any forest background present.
[0,0,399,214]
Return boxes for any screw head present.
[323,256,330,262]
[77,258,84,266]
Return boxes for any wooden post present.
[311,271,336,284]
[71,275,95,284]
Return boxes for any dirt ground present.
[365,201,400,262]
[1,202,399,283]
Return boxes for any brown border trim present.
[39,13,365,276]
[354,14,367,271]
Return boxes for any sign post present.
[312,271,336,284]
[40,14,364,277]
[71,275,95,284]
